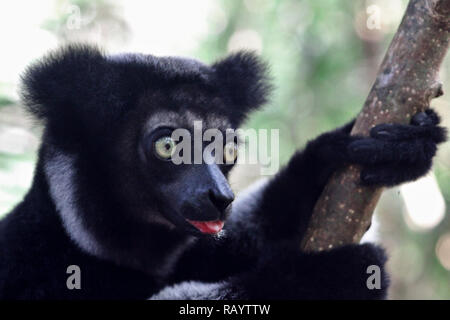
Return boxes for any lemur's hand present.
[346,109,447,186]
[236,242,389,299]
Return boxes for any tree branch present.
[301,0,450,252]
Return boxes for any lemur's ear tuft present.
[19,44,128,145]
[212,51,272,120]
[20,44,109,123]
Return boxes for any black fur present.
[212,51,273,123]
[0,45,446,299]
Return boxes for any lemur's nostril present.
[209,189,234,212]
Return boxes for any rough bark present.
[301,0,450,252]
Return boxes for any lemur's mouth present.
[186,220,224,234]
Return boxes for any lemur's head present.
[21,45,271,257]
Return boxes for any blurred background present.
[0,0,449,299]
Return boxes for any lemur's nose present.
[209,188,234,212]
[206,164,235,212]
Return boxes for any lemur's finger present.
[369,108,446,143]
[370,123,447,143]
[347,138,387,165]
[411,109,440,126]
[359,162,431,186]
[347,138,437,166]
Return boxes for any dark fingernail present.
[362,174,376,181]
[376,130,391,137]
[412,112,428,126]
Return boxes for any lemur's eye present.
[154,136,176,160]
[223,142,238,164]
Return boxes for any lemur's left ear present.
[212,51,272,121]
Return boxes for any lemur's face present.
[118,86,239,236]
[22,45,271,244]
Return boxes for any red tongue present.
[187,220,224,234]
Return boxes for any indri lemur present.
[0,45,446,299]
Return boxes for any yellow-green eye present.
[224,142,238,164]
[154,136,176,160]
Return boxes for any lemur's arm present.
[169,109,446,285]
[245,109,446,243]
